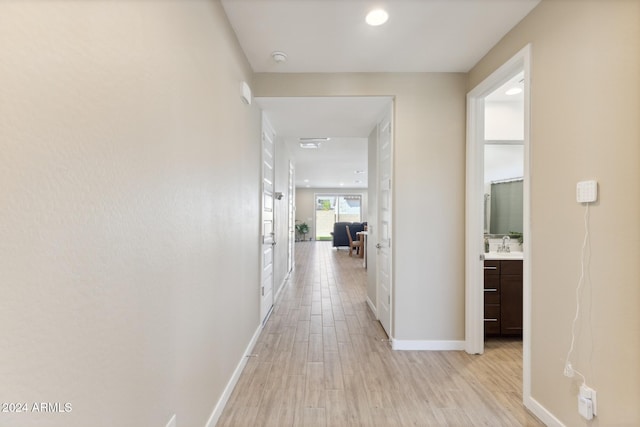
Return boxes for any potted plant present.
[295,222,309,241]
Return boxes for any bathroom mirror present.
[484,144,524,235]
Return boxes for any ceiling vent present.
[299,137,329,149]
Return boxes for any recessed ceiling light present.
[299,137,329,149]
[366,9,389,26]
[299,142,320,149]
[354,170,366,174]
[299,137,330,142]
[339,182,345,187]
[303,179,309,183]
[506,87,523,96]
[355,180,362,184]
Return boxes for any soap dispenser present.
[484,237,490,253]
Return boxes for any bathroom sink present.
[484,251,523,260]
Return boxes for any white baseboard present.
[525,395,566,427]
[274,276,288,303]
[392,339,465,351]
[366,296,377,317]
[205,324,262,427]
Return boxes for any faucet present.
[500,235,511,253]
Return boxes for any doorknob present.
[376,243,382,249]
[272,241,277,246]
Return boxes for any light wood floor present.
[217,241,544,426]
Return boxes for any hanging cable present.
[563,203,590,385]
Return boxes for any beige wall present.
[0,2,261,426]
[255,73,467,341]
[470,0,640,425]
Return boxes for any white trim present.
[465,42,533,412]
[366,296,377,317]
[205,324,262,427]
[375,103,394,339]
[274,276,287,304]
[525,396,566,427]
[392,339,465,351]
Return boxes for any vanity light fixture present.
[366,9,389,26]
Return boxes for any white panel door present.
[260,120,276,324]
[287,161,295,275]
[377,109,393,337]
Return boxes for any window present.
[315,194,362,240]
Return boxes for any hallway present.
[217,241,543,426]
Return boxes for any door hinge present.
[261,286,264,296]
[388,295,391,304]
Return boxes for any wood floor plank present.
[295,320,311,342]
[308,333,324,362]
[302,408,326,427]
[303,362,326,408]
[322,326,338,352]
[334,320,351,343]
[322,350,344,390]
[325,390,350,427]
[217,242,544,427]
[276,375,305,427]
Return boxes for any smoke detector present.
[271,51,288,63]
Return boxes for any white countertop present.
[484,251,523,260]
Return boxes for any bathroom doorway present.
[465,45,532,398]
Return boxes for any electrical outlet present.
[578,395,593,420]
[579,385,597,418]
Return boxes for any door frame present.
[287,160,295,275]
[260,116,276,325]
[465,44,532,397]
[376,104,393,340]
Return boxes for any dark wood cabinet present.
[484,259,522,336]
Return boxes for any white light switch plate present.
[577,180,598,203]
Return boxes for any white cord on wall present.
[563,202,590,384]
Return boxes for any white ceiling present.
[256,97,391,189]
[221,0,540,73]
[222,0,540,188]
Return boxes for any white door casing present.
[377,107,393,338]
[260,118,276,324]
[287,161,295,275]
[465,44,532,408]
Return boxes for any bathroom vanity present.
[483,255,523,336]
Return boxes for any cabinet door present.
[484,304,500,335]
[484,260,501,335]
[501,274,523,335]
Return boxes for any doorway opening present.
[256,95,394,343]
[465,45,532,405]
